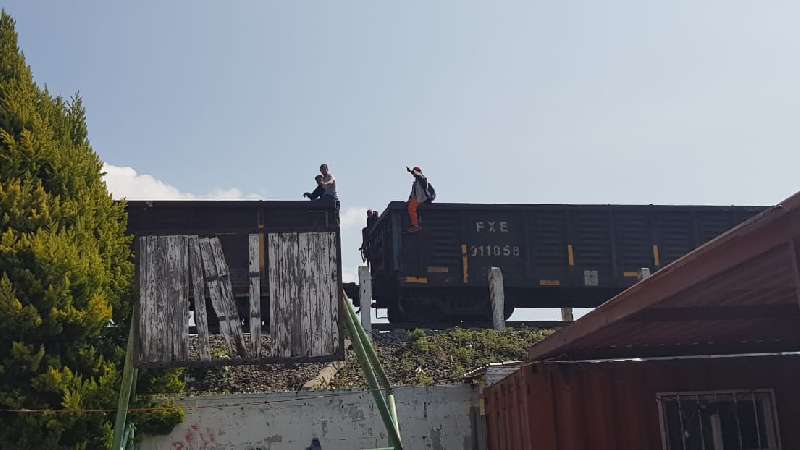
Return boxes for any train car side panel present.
[364,202,767,320]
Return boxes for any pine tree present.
[0,11,180,449]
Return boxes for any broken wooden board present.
[188,236,211,361]
[199,237,248,358]
[268,232,340,358]
[136,231,342,368]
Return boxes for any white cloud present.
[102,163,260,200]
[342,267,358,283]
[339,206,368,230]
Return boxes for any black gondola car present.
[360,201,765,322]
[126,200,342,331]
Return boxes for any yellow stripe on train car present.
[404,276,429,284]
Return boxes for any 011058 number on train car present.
[470,244,521,257]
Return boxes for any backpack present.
[425,182,436,202]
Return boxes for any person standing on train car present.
[406,166,435,232]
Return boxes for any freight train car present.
[359,201,765,322]
[126,200,342,332]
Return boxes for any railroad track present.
[371,320,571,332]
[189,320,570,335]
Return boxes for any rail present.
[370,320,571,332]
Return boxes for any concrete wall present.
[139,385,479,450]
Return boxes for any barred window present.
[658,390,781,450]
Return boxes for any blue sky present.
[4,1,800,319]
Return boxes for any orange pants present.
[407,198,420,227]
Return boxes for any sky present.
[4,1,800,320]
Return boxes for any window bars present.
[657,389,781,450]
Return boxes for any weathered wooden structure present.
[128,201,344,368]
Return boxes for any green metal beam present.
[345,298,393,393]
[340,295,402,449]
[111,322,138,450]
[344,299,401,438]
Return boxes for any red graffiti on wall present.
[171,423,219,449]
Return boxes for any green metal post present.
[388,394,399,435]
[345,299,393,392]
[340,296,402,449]
[111,322,137,450]
[345,298,401,437]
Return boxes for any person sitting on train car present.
[406,166,435,232]
[319,163,338,200]
[303,175,325,200]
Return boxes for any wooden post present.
[358,266,372,335]
[561,307,574,322]
[639,267,652,280]
[488,267,505,331]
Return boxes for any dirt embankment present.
[184,327,553,394]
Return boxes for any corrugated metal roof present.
[528,191,800,361]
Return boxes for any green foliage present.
[0,11,183,448]
[396,327,553,384]
[407,328,426,342]
[130,400,185,436]
[414,370,434,386]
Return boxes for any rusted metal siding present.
[485,355,800,450]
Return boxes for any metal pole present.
[111,322,137,450]
[340,295,402,448]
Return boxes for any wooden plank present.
[286,233,304,357]
[325,231,340,355]
[137,235,189,364]
[137,236,156,364]
[248,233,262,357]
[188,236,211,361]
[268,232,340,359]
[268,233,290,357]
[169,236,189,361]
[309,234,324,357]
[314,231,339,356]
[298,233,315,357]
[198,238,231,353]
[199,238,243,358]
[308,232,338,356]
[309,232,326,356]
[209,237,248,358]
